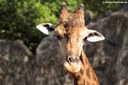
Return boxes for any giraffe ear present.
[87,29,105,42]
[36,23,56,35]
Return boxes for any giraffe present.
[36,3,105,85]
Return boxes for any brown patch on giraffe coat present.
[92,75,97,81]
[86,81,90,85]
[80,68,84,75]
[76,75,80,81]
[90,68,96,77]
[86,68,91,79]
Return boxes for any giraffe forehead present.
[65,15,85,29]
[66,27,88,39]
[64,15,86,36]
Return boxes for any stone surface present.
[0,40,37,85]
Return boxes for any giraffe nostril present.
[68,58,71,62]
[67,56,79,64]
[69,57,73,62]
[67,57,72,64]
[66,57,73,64]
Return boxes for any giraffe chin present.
[63,61,81,73]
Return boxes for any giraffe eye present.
[56,35,62,40]
[64,23,68,28]
[64,34,68,38]
[84,37,87,41]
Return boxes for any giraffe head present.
[36,3,105,73]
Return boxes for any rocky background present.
[0,9,128,85]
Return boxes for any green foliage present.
[35,2,59,24]
[0,0,42,52]
[0,0,124,53]
[83,0,123,18]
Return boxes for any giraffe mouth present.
[64,60,81,73]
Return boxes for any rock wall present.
[0,40,37,85]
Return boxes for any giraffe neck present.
[72,49,100,85]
